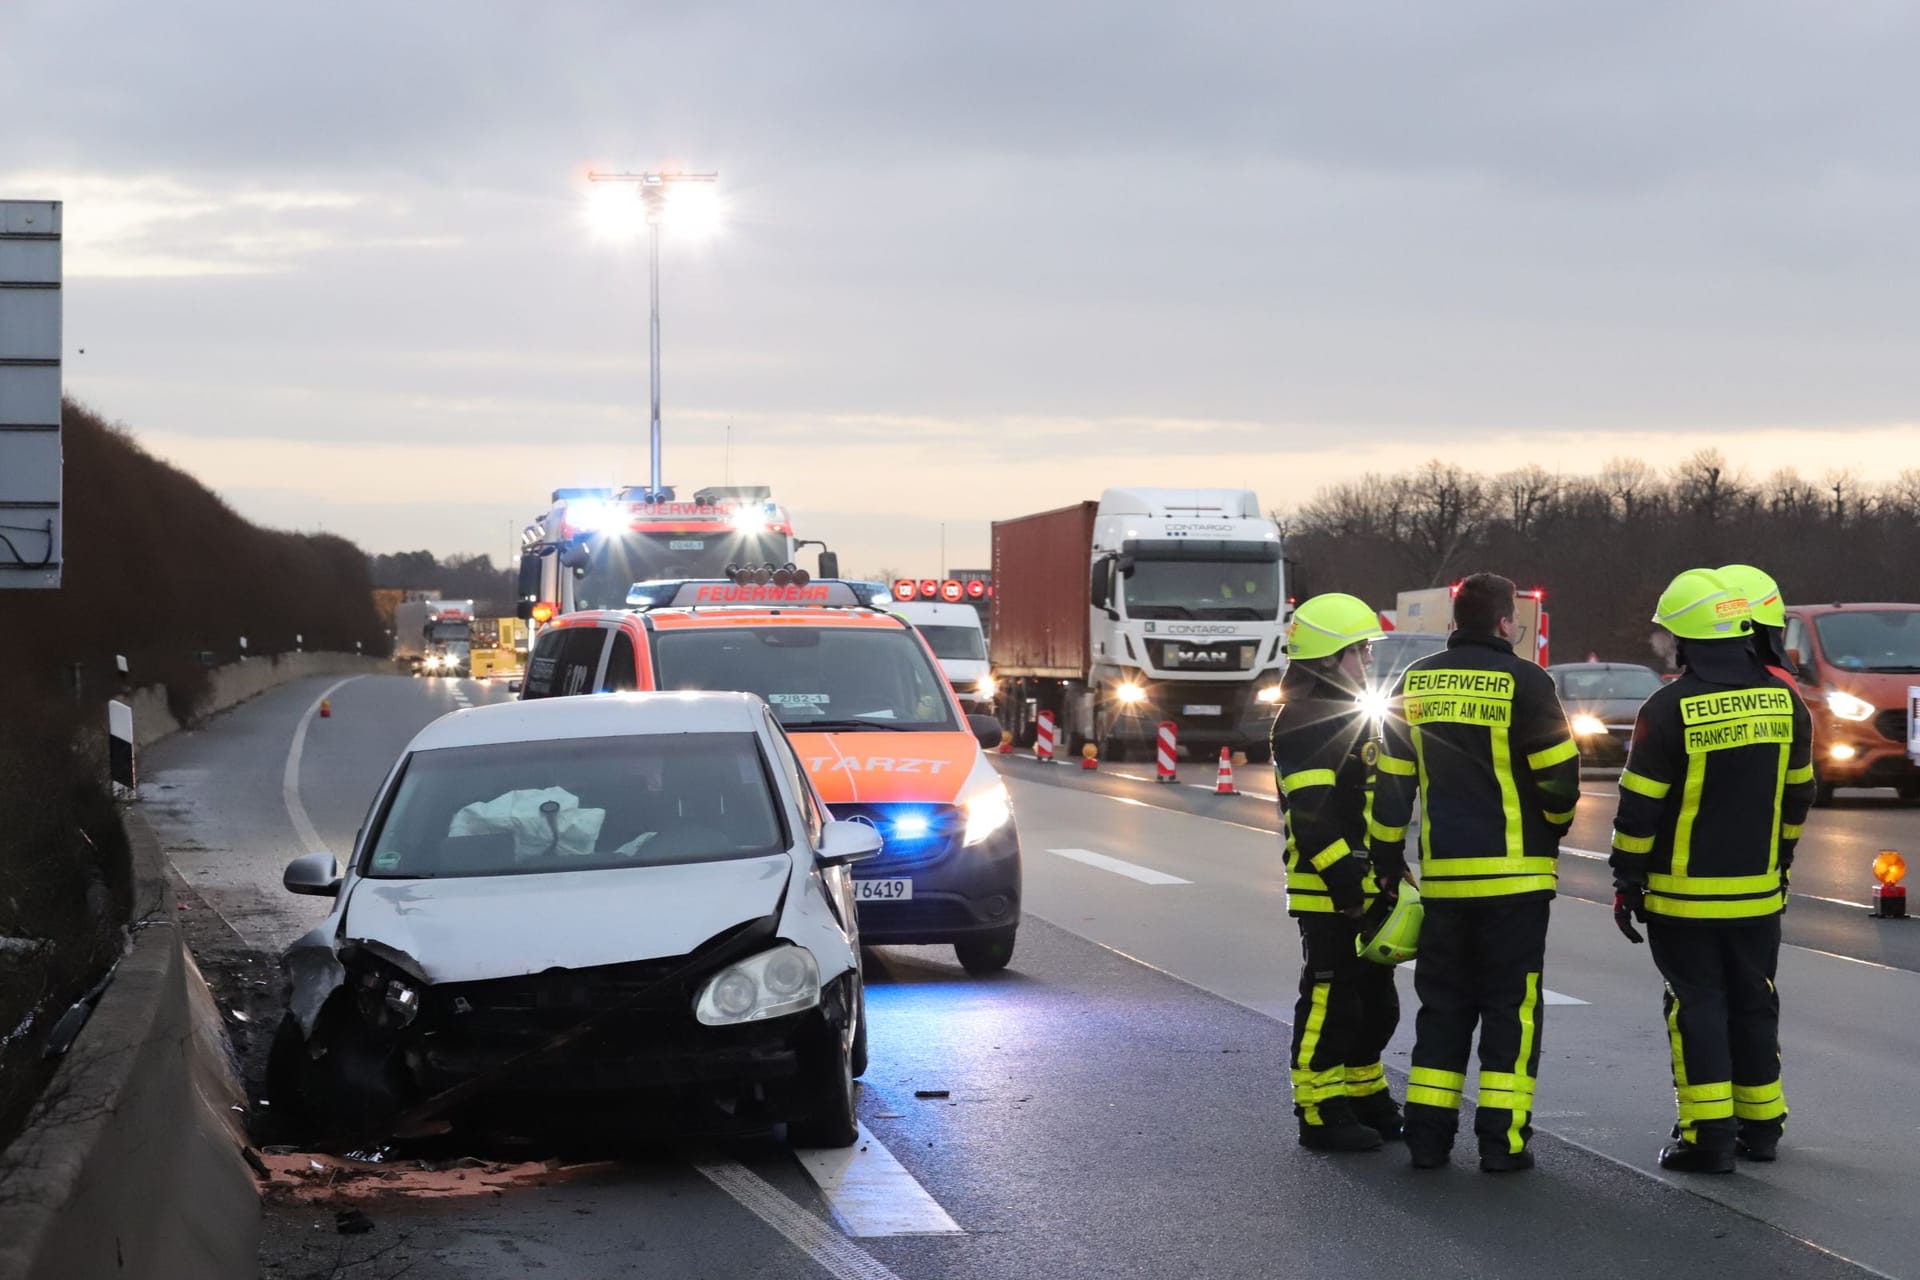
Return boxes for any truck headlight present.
[962,784,1013,846]
[1115,682,1147,705]
[424,654,442,670]
[1256,685,1284,705]
[977,674,998,699]
[1825,689,1875,722]
[1570,713,1607,737]
[694,944,821,1026]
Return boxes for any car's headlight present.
[1825,689,1875,722]
[424,655,441,669]
[1570,713,1607,737]
[1114,681,1147,705]
[352,966,421,1030]
[976,674,998,699]
[962,784,1013,846]
[1256,684,1284,705]
[694,944,821,1027]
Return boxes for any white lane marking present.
[793,1122,963,1237]
[284,676,363,854]
[1047,847,1191,885]
[692,1158,903,1280]
[1402,960,1590,1006]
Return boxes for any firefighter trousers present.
[1647,917,1785,1152]
[1403,898,1549,1156]
[1291,914,1400,1125]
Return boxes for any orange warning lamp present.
[1872,850,1907,919]
[530,601,557,625]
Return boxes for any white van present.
[894,601,992,710]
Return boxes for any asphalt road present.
[143,675,1910,1279]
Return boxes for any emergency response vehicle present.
[521,573,1024,973]
[515,485,840,625]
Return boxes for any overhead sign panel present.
[0,199,61,589]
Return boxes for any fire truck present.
[515,485,840,627]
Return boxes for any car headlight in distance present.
[1825,689,1875,722]
[1256,684,1284,705]
[694,944,821,1027]
[1115,681,1147,705]
[977,674,998,699]
[962,783,1013,846]
[1570,713,1608,737]
[424,654,441,669]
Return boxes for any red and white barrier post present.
[1035,710,1057,763]
[1156,721,1179,783]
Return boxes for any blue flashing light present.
[891,813,932,840]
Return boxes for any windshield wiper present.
[797,717,917,732]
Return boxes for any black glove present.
[1613,880,1646,944]
[1372,861,1405,902]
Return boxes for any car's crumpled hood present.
[340,854,791,984]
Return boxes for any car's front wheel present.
[788,1023,858,1149]
[955,927,1017,975]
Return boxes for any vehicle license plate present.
[1183,704,1222,716]
[670,539,705,551]
[854,878,913,902]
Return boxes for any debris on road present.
[914,1089,951,1099]
[334,1208,375,1235]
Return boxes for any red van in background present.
[1782,603,1920,805]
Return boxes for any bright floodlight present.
[659,181,722,236]
[585,183,647,241]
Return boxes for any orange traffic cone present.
[319,699,332,719]
[1214,746,1237,795]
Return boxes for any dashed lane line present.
[1047,846,1192,885]
[283,676,364,853]
[692,1158,904,1280]
[793,1122,963,1237]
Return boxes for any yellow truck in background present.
[468,616,531,679]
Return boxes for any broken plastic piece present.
[914,1089,950,1099]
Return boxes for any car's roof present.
[892,602,983,626]
[1787,602,1920,616]
[647,608,908,632]
[408,690,766,751]
[1548,662,1655,672]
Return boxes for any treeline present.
[1283,452,1920,665]
[369,550,515,617]
[1,400,387,717]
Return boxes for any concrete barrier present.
[0,814,258,1280]
[127,652,390,749]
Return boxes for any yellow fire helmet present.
[1716,564,1785,629]
[1652,568,1753,641]
[1356,881,1423,966]
[1288,593,1386,661]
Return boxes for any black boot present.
[1349,1092,1403,1141]
[1404,1125,1452,1169]
[1298,1104,1385,1152]
[1735,1127,1779,1162]
[1478,1146,1535,1173]
[1659,1140,1735,1174]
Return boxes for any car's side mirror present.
[283,851,343,897]
[968,713,1005,750]
[818,550,841,580]
[818,820,883,865]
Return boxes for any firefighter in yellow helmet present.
[1272,593,1401,1152]
[1611,568,1814,1172]
[1369,573,1581,1172]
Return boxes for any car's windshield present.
[651,626,960,731]
[1370,634,1447,683]
[1813,610,1920,673]
[572,530,793,610]
[363,732,785,878]
[915,624,986,662]
[1555,667,1663,702]
[1124,559,1282,621]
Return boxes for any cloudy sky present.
[7,1,1920,575]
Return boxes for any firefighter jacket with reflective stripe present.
[1371,633,1580,902]
[1272,681,1381,916]
[1609,646,1814,924]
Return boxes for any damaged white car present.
[267,691,877,1148]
